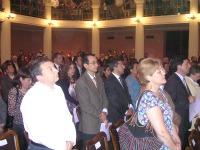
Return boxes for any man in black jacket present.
[105,58,133,124]
[164,56,193,149]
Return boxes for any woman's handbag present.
[118,90,162,150]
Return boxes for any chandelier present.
[43,0,59,8]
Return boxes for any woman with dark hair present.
[101,64,111,81]
[57,62,79,115]
[8,66,32,150]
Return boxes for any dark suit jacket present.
[164,73,190,148]
[104,74,132,124]
[56,78,79,106]
[75,72,108,134]
[0,75,14,103]
[164,73,190,112]
[0,96,7,124]
[75,65,85,79]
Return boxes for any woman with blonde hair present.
[119,58,181,150]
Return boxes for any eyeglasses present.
[88,61,98,65]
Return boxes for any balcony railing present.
[99,0,136,20]
[144,0,190,16]
[10,0,45,18]
[52,7,93,20]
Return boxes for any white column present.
[134,0,144,60]
[188,0,199,58]
[1,0,11,63]
[43,6,52,59]
[92,0,100,58]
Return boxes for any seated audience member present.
[120,58,180,150]
[0,96,7,134]
[8,66,32,150]
[105,57,133,124]
[185,65,200,130]
[125,60,141,110]
[20,56,76,150]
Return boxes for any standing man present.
[164,56,192,149]
[21,57,76,150]
[105,58,133,124]
[74,55,85,78]
[75,54,108,148]
[52,52,63,72]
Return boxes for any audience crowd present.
[0,49,200,150]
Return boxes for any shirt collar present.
[175,72,185,82]
[87,72,96,80]
[112,72,120,80]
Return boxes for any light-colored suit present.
[75,72,108,134]
[185,76,200,97]
[185,76,200,130]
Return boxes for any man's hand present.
[65,141,74,150]
[188,96,195,103]
[126,108,134,116]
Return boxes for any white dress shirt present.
[21,82,76,150]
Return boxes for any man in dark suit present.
[164,56,193,149]
[104,58,133,124]
[75,54,108,149]
[74,55,85,78]
[52,52,63,73]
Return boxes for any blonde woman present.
[136,58,180,150]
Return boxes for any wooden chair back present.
[109,119,124,150]
[0,129,20,150]
[86,132,109,150]
[188,129,200,150]
[194,118,200,133]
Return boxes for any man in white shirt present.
[21,57,76,150]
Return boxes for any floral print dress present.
[137,90,173,150]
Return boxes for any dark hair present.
[29,56,50,82]
[170,55,187,73]
[1,60,16,74]
[52,52,62,60]
[127,59,138,71]
[13,66,31,87]
[189,65,200,76]
[83,53,95,65]
[59,62,77,81]
[108,57,123,71]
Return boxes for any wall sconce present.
[48,21,54,26]
[7,13,16,20]
[132,17,141,24]
[93,22,97,28]
[186,14,197,20]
